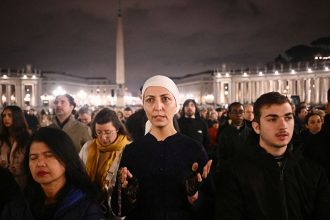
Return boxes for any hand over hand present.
[118,167,139,203]
[185,160,212,203]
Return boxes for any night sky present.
[0,0,329,94]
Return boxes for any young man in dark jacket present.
[178,99,209,149]
[216,92,330,220]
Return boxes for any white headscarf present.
[141,75,180,134]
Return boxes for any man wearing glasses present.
[216,102,253,167]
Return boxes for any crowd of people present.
[0,75,330,220]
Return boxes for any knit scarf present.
[85,134,129,189]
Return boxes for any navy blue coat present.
[29,186,105,220]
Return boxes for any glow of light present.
[291,70,296,74]
[32,75,36,79]
[2,75,8,79]
[52,86,66,96]
[216,72,221,77]
[40,94,54,101]
[22,75,27,79]
[204,94,214,103]
[325,67,329,71]
[77,90,87,105]
[225,73,230,77]
[24,94,31,102]
[307,68,312,73]
[243,72,248,77]
[1,94,6,103]
[274,71,279,75]
[95,95,101,106]
[258,71,263,76]
[10,94,16,102]
[77,90,87,99]
[315,56,318,60]
[186,94,194,99]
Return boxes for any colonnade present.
[230,75,330,104]
[178,69,330,106]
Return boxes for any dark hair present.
[124,107,132,112]
[91,108,130,139]
[295,105,307,115]
[304,112,321,125]
[211,120,219,125]
[0,105,31,150]
[228,102,243,113]
[253,92,291,123]
[182,99,200,118]
[56,94,76,108]
[24,127,98,200]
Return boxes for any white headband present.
[142,75,180,134]
[141,75,180,113]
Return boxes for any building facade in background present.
[174,64,330,106]
[1,63,329,110]
[0,64,140,110]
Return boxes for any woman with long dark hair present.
[0,105,31,190]
[24,127,104,220]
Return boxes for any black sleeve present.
[202,120,210,149]
[215,163,245,220]
[110,145,137,217]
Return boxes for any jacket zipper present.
[280,159,289,220]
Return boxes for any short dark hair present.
[91,108,130,139]
[304,112,321,125]
[24,127,98,200]
[228,102,243,113]
[215,107,224,112]
[253,92,291,123]
[295,105,307,115]
[124,107,132,112]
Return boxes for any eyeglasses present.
[96,130,117,137]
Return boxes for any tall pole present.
[116,0,125,108]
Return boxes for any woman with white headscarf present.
[111,75,214,220]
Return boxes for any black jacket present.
[216,144,330,220]
[111,133,215,220]
[0,167,33,220]
[301,129,330,181]
[178,117,209,148]
[216,122,252,163]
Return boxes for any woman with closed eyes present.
[24,127,104,220]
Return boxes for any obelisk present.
[116,0,125,108]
